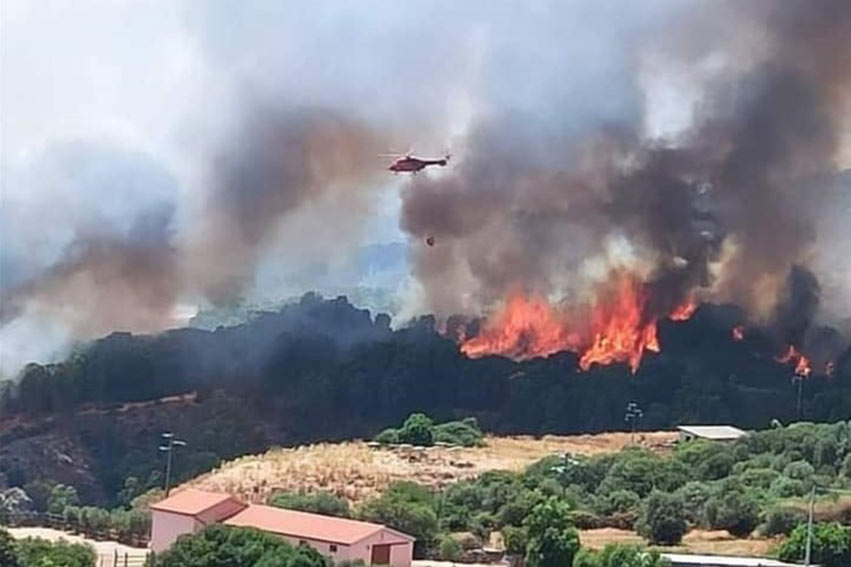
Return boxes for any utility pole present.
[159,432,187,497]
[625,402,643,446]
[805,485,815,567]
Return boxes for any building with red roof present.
[149,488,414,566]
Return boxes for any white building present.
[149,488,415,567]
[677,425,748,443]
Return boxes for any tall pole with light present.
[159,432,187,497]
[625,402,643,446]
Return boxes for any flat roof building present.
[662,553,811,567]
[677,425,747,443]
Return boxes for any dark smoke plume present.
[189,108,388,304]
[401,0,851,333]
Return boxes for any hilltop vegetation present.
[247,420,851,562]
[1,294,850,508]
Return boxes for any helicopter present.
[381,150,451,174]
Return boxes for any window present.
[330,544,337,553]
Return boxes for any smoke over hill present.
[2,1,850,377]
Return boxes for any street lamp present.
[625,402,643,446]
[159,432,187,497]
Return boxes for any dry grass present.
[579,528,781,557]
[188,431,677,505]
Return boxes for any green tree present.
[156,525,327,567]
[47,484,80,515]
[0,528,19,567]
[703,486,760,537]
[268,490,350,518]
[778,523,851,567]
[15,537,96,567]
[636,491,687,546]
[398,413,435,446]
[357,482,438,557]
[573,544,670,567]
[524,497,580,567]
[502,525,528,557]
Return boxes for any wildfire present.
[776,345,812,377]
[578,277,659,373]
[461,274,671,373]
[460,293,581,361]
[732,325,745,341]
[669,297,697,321]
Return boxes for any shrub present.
[438,535,462,561]
[502,525,528,557]
[703,488,760,537]
[15,537,96,567]
[374,428,399,445]
[398,413,435,446]
[778,522,851,567]
[763,506,807,536]
[268,490,350,518]
[524,498,580,567]
[636,492,687,546]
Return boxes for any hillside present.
[187,432,678,505]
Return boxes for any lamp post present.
[625,402,643,446]
[159,432,187,497]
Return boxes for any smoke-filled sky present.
[1,0,850,377]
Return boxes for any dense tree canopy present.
[1,295,850,509]
[155,525,328,567]
[267,490,350,518]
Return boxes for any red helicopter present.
[381,150,451,174]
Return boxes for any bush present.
[778,522,851,567]
[433,418,485,447]
[437,535,462,561]
[15,537,96,567]
[156,525,327,567]
[398,413,435,446]
[374,428,399,445]
[763,506,807,536]
[524,498,580,567]
[573,544,672,567]
[502,525,528,557]
[703,488,760,538]
[268,490,350,518]
[636,492,687,546]
[0,528,18,567]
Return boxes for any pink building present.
[149,488,415,567]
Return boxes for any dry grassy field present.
[188,431,677,505]
[579,528,780,557]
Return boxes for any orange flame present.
[776,345,812,377]
[460,293,581,361]
[461,274,660,373]
[669,297,697,321]
[579,277,659,373]
[732,325,745,341]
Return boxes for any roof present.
[677,425,747,440]
[224,504,414,545]
[662,553,806,567]
[149,488,241,517]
